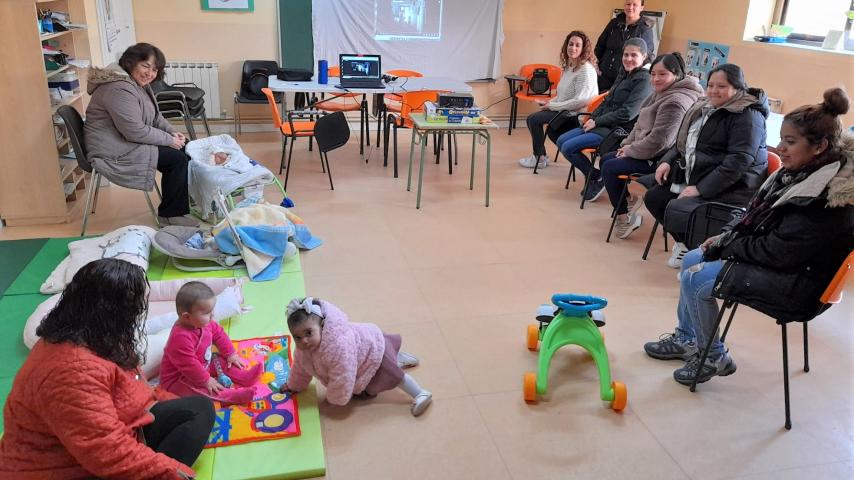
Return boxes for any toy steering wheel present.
[551,294,607,316]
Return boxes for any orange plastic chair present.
[261,87,316,188]
[383,69,425,109]
[693,249,854,430]
[507,63,562,135]
[766,151,782,175]
[382,89,442,178]
[377,69,425,148]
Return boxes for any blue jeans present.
[555,128,604,179]
[676,248,726,359]
[600,151,656,214]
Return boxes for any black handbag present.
[276,68,313,81]
[546,111,578,134]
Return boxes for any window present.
[780,0,852,38]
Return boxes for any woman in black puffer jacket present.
[595,0,656,91]
[644,63,769,268]
[643,87,854,387]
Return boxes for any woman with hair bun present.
[595,52,704,239]
[643,87,854,386]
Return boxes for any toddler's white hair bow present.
[286,296,323,319]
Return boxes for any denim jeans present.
[676,248,726,359]
[555,128,604,179]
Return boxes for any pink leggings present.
[166,356,263,405]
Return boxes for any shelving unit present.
[0,0,92,226]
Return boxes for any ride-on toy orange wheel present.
[526,324,540,351]
[523,372,537,402]
[522,294,626,411]
[610,381,627,411]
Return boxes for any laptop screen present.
[339,54,382,80]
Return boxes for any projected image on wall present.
[374,0,443,41]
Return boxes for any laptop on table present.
[338,54,385,89]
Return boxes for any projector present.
[438,93,474,109]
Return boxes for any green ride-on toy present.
[523,294,627,411]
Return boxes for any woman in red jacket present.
[0,258,214,479]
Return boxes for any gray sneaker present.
[673,351,737,385]
[644,332,698,360]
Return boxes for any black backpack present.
[245,69,270,100]
[527,68,551,95]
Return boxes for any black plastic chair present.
[311,111,351,191]
[152,79,210,140]
[234,60,283,135]
[56,106,160,235]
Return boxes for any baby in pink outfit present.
[160,281,262,405]
[282,297,432,416]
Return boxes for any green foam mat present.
[0,294,47,433]
[4,237,166,296]
[0,239,46,297]
[214,267,325,480]
[3,238,79,296]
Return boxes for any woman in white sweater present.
[519,31,599,169]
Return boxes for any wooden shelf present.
[40,30,70,41]
[59,157,77,181]
[46,64,70,78]
[51,92,82,112]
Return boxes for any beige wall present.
[132,0,279,119]
[128,0,853,125]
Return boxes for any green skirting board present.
[0,238,325,479]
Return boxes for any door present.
[97,0,137,65]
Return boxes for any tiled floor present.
[2,128,852,480]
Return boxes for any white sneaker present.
[411,390,433,416]
[616,213,643,239]
[667,242,688,269]
[518,155,548,169]
[397,351,420,369]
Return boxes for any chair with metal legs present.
[312,111,351,190]
[56,106,160,236]
[691,250,854,430]
[260,88,317,189]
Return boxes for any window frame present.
[777,0,854,39]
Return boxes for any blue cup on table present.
[318,60,328,84]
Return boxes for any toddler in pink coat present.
[160,281,263,404]
[282,297,432,416]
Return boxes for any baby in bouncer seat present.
[186,134,277,218]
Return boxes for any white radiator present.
[163,62,222,119]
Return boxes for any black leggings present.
[156,146,191,217]
[526,110,579,157]
[142,396,215,468]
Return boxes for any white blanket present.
[186,134,276,216]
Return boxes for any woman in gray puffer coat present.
[598,52,704,239]
[84,43,197,226]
